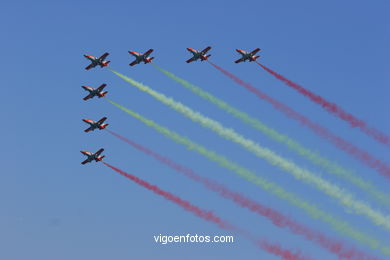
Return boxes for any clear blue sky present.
[1,1,389,259]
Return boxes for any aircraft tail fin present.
[101,61,110,67]
[203,54,211,60]
[96,155,105,162]
[99,91,108,98]
[252,55,260,61]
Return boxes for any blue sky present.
[1,0,389,259]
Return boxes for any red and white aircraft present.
[83,117,109,132]
[186,47,212,63]
[80,148,105,165]
[234,48,261,63]
[82,84,108,101]
[128,49,154,66]
[83,52,110,70]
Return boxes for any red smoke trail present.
[103,161,312,260]
[256,62,390,149]
[107,129,378,260]
[208,61,390,180]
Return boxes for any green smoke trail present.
[106,98,390,254]
[111,70,390,231]
[153,65,390,209]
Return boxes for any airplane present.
[128,49,154,66]
[234,48,261,63]
[186,46,212,63]
[80,148,105,165]
[82,84,108,101]
[83,117,109,132]
[83,52,110,70]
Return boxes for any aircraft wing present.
[99,52,109,60]
[144,49,154,57]
[186,57,196,63]
[97,84,107,92]
[97,117,107,124]
[95,148,104,157]
[129,60,139,66]
[250,48,261,55]
[83,94,94,101]
[85,64,95,70]
[235,58,245,64]
[81,159,90,165]
[201,46,211,54]
[84,126,94,133]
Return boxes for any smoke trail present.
[106,99,390,255]
[153,65,390,209]
[208,62,390,181]
[110,70,390,231]
[257,62,390,149]
[103,162,312,260]
[107,129,379,260]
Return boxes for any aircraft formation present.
[83,47,260,70]
[77,44,390,260]
[80,47,260,164]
